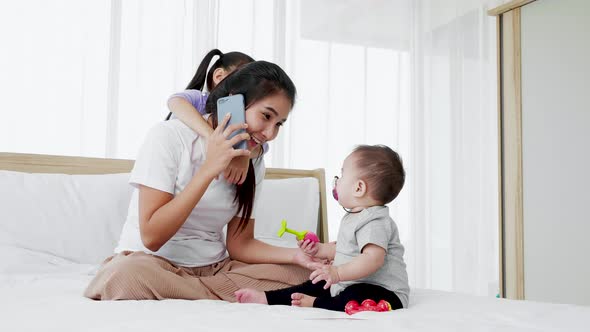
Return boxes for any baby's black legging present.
[265,280,403,312]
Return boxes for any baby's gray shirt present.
[331,205,410,308]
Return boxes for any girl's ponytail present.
[186,49,224,91]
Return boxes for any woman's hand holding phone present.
[203,114,251,178]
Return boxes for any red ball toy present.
[345,299,392,315]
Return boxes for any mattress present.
[1,246,589,332]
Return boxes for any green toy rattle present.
[277,219,319,243]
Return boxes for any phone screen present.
[216,94,247,150]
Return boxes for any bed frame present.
[0,152,329,242]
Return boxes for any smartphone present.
[216,94,247,150]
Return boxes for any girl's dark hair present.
[206,61,297,234]
[187,49,254,92]
[166,49,254,120]
[352,145,405,205]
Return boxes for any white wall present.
[521,0,590,305]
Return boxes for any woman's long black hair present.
[205,61,297,234]
[166,49,254,120]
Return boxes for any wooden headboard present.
[0,152,328,242]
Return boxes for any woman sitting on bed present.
[84,61,314,301]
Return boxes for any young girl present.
[235,145,410,312]
[85,61,314,301]
[167,49,266,185]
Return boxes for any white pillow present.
[0,170,132,264]
[0,170,320,264]
[254,177,320,248]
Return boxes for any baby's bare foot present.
[291,293,316,307]
[235,289,268,304]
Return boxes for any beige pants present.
[84,251,309,301]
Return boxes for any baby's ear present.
[354,179,368,198]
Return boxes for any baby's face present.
[333,153,361,208]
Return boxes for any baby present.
[235,145,409,312]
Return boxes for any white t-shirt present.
[115,118,265,267]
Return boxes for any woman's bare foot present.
[235,288,268,304]
[291,293,316,307]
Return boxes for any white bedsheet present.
[1,247,589,332]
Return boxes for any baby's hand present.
[309,264,341,289]
[297,239,319,257]
[223,155,250,184]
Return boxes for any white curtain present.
[277,0,502,296]
[0,0,506,296]
[408,0,503,295]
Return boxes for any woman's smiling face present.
[244,92,291,150]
